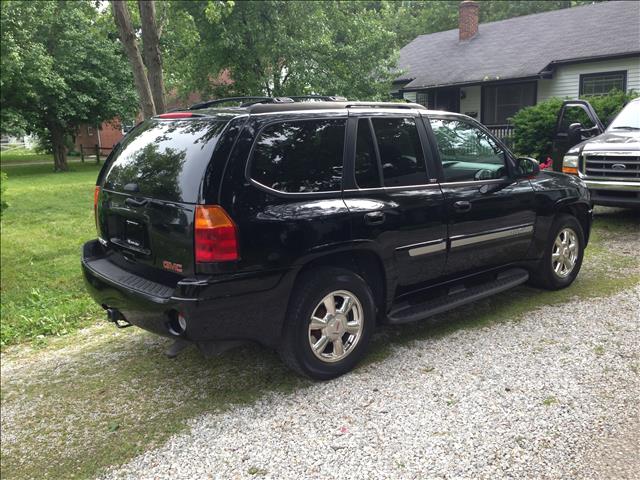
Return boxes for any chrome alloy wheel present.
[308,290,364,363]
[552,228,579,278]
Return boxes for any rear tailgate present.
[97,117,230,277]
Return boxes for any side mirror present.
[515,156,540,179]
[568,122,583,146]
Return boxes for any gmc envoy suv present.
[82,96,592,379]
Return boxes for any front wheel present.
[529,214,585,290]
[279,267,375,380]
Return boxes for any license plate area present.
[108,215,151,256]
[124,219,145,248]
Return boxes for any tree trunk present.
[49,124,68,172]
[138,0,166,114]
[112,0,156,119]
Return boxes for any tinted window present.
[103,119,227,203]
[355,119,381,188]
[430,119,507,182]
[250,119,345,193]
[371,117,427,187]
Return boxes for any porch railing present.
[486,124,514,144]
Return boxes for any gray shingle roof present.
[397,1,640,90]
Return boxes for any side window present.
[371,117,428,187]
[355,119,381,188]
[250,119,345,193]
[429,119,507,182]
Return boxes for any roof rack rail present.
[345,102,425,109]
[189,96,296,110]
[287,95,348,102]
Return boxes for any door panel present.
[551,100,604,171]
[440,180,536,274]
[343,114,447,297]
[344,186,447,289]
[427,116,536,275]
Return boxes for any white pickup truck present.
[555,97,639,208]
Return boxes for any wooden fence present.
[79,144,113,164]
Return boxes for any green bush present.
[1,171,8,217]
[511,89,638,161]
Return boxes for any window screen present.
[580,71,626,96]
[430,118,507,182]
[250,119,345,193]
[371,117,427,187]
[355,119,381,188]
[483,83,536,125]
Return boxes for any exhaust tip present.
[167,312,187,336]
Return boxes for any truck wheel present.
[529,214,584,290]
[279,267,375,380]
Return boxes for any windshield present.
[608,100,640,131]
[102,119,228,203]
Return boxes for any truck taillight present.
[194,205,239,263]
[93,186,101,233]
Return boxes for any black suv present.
[82,97,592,379]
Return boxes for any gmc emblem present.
[162,260,183,273]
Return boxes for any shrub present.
[1,171,8,217]
[511,89,638,161]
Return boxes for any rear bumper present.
[583,179,640,208]
[81,240,294,347]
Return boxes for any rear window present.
[102,119,228,203]
[250,119,345,193]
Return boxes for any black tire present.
[279,266,376,380]
[529,214,585,290]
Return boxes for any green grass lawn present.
[0,150,55,165]
[0,149,85,166]
[1,163,104,346]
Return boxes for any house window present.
[580,71,627,96]
[482,82,536,125]
[86,126,94,136]
[416,92,429,107]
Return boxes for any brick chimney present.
[459,0,479,41]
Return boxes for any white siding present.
[459,85,481,120]
[538,56,640,101]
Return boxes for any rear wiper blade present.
[612,126,640,130]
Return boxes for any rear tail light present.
[93,186,101,233]
[194,205,239,262]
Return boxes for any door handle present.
[453,200,472,212]
[364,211,386,225]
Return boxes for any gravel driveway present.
[102,286,639,480]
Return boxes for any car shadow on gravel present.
[1,206,638,480]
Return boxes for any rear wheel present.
[529,214,584,290]
[279,267,375,380]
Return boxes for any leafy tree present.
[170,1,398,100]
[0,0,138,171]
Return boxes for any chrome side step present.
[387,268,529,325]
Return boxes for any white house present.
[393,1,640,138]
